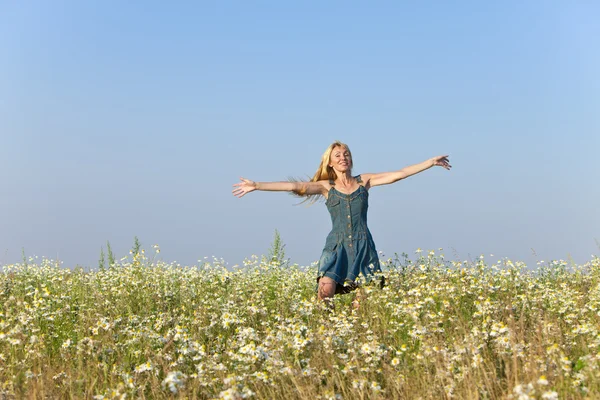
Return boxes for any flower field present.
[1,249,600,399]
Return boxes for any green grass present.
[1,250,599,399]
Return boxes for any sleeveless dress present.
[317,175,384,294]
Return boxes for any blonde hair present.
[291,141,353,204]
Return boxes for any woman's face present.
[328,146,352,172]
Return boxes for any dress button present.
[347,215,351,218]
[349,243,353,247]
[348,235,352,239]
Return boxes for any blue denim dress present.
[317,175,383,293]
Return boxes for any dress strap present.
[329,179,335,186]
[355,175,363,184]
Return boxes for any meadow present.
[1,247,600,399]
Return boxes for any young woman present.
[232,141,451,304]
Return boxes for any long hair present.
[291,141,353,205]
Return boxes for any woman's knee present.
[318,277,336,299]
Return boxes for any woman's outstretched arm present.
[232,178,329,198]
[362,155,451,187]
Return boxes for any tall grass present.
[1,249,599,399]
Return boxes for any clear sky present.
[1,1,599,269]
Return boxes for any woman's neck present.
[335,172,353,186]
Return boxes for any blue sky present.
[1,1,598,269]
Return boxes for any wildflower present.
[541,391,558,400]
[361,343,374,354]
[122,374,135,389]
[293,335,310,350]
[370,381,382,393]
[322,391,343,400]
[546,343,560,354]
[496,336,511,349]
[161,371,186,394]
[219,388,237,400]
[391,357,400,366]
[513,383,535,400]
[219,386,254,399]
[52,372,68,382]
[61,339,72,349]
[352,379,366,389]
[537,376,549,386]
[444,384,455,397]
[253,371,269,383]
[134,361,153,373]
[472,353,483,368]
[561,356,572,372]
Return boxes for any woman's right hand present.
[232,177,258,198]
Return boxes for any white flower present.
[134,361,153,373]
[219,388,238,400]
[537,376,549,386]
[352,379,366,389]
[52,372,67,381]
[370,381,382,392]
[512,383,535,400]
[542,391,558,400]
[161,371,186,394]
[219,386,254,399]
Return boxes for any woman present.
[232,141,451,304]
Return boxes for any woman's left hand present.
[431,155,451,170]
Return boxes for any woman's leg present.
[352,287,367,309]
[317,276,337,307]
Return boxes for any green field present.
[1,249,599,399]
